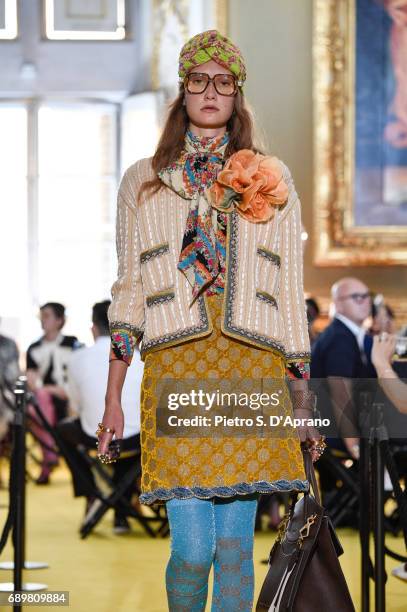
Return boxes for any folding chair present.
[27,394,168,539]
[315,446,360,527]
[1,382,57,483]
[78,445,169,539]
[319,443,406,534]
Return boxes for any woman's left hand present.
[293,408,325,462]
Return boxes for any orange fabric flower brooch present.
[206,149,288,223]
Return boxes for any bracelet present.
[109,357,129,366]
[96,422,115,436]
[290,390,316,412]
[293,408,314,413]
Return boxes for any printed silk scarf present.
[158,130,229,301]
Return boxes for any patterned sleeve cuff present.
[109,323,142,367]
[286,361,310,380]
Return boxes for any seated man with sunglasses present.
[311,277,377,459]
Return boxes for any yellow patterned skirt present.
[139,293,307,505]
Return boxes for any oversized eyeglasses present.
[182,72,241,96]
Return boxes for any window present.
[44,0,126,40]
[0,104,27,342]
[0,0,18,39]
[0,100,118,351]
[120,92,162,173]
[37,102,118,345]
[0,95,160,354]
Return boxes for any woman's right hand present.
[96,397,125,455]
[371,333,397,372]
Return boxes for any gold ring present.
[310,439,327,454]
[97,453,117,465]
[95,422,115,437]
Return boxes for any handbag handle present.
[302,446,321,506]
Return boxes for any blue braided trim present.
[139,479,309,505]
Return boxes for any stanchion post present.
[358,388,407,611]
[0,376,49,573]
[359,391,372,612]
[0,377,47,599]
[12,386,26,598]
[0,376,49,574]
[373,404,386,612]
[359,436,370,612]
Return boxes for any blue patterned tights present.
[165,494,258,611]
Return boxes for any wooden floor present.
[0,464,406,611]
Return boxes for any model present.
[97,30,324,612]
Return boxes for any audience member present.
[0,327,20,425]
[0,326,20,482]
[306,296,321,346]
[372,333,407,414]
[57,300,143,535]
[369,296,396,336]
[0,325,20,391]
[26,302,81,484]
[372,332,407,581]
[311,277,376,458]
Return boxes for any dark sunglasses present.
[338,292,372,303]
[182,72,241,96]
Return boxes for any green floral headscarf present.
[178,29,246,85]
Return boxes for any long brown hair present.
[138,86,261,204]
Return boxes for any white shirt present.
[28,333,79,392]
[67,336,143,438]
[335,313,366,352]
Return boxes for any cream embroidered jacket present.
[108,157,311,369]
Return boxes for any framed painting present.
[313,0,407,265]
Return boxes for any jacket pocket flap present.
[256,290,278,308]
[257,246,281,267]
[140,242,170,264]
[146,289,175,307]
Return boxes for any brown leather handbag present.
[256,452,355,611]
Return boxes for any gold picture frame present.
[313,0,407,266]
